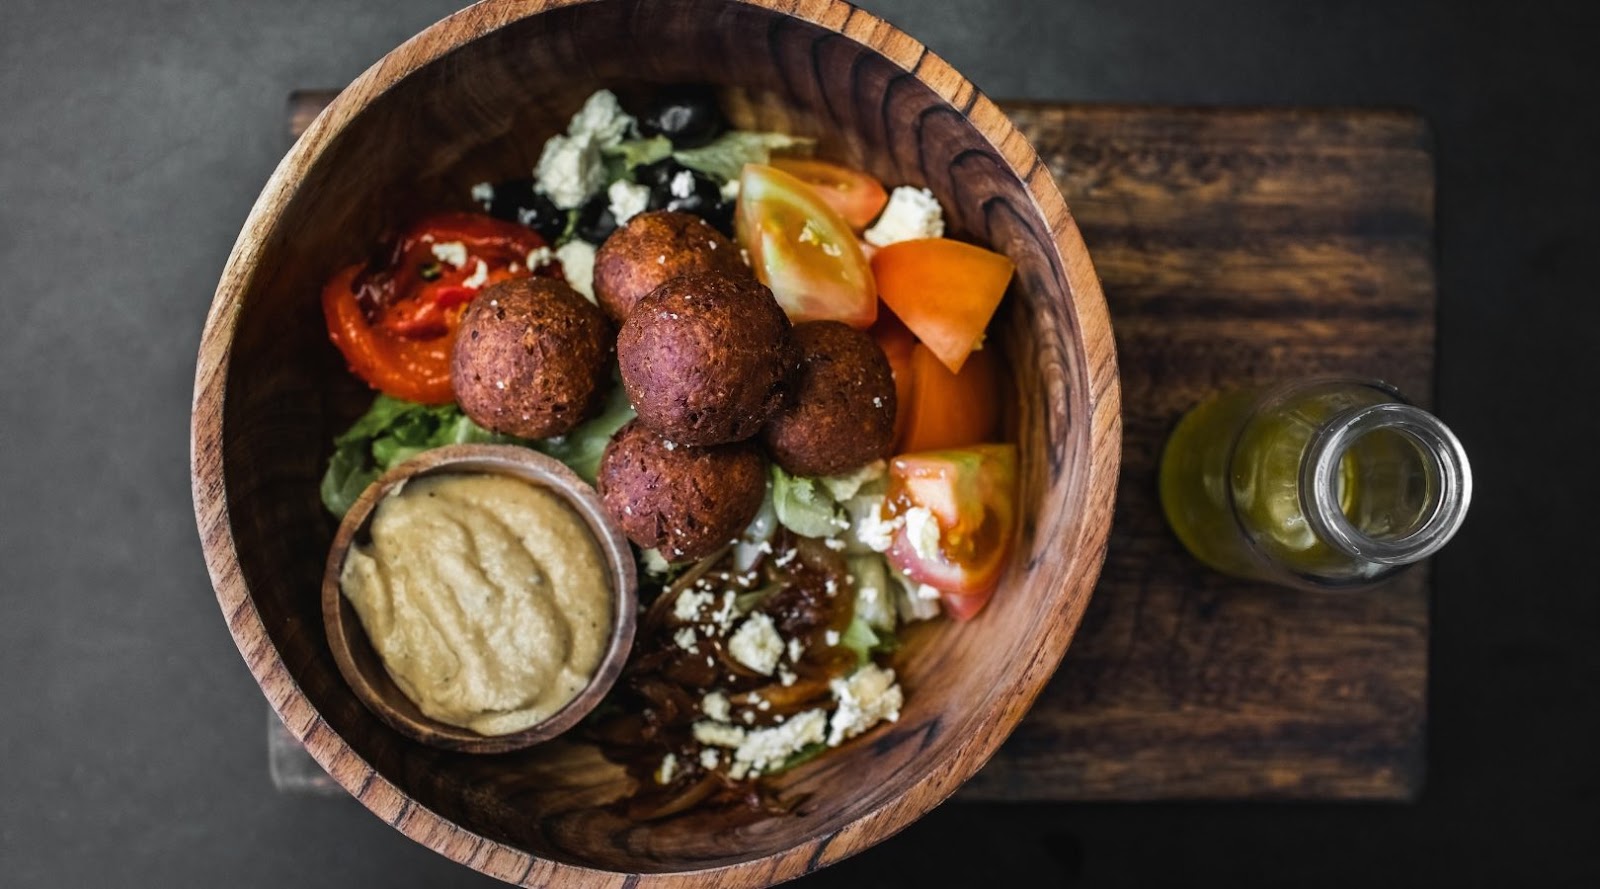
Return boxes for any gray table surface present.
[3,0,1596,886]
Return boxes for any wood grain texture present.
[194,1,1119,886]
[960,104,1434,801]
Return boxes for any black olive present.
[634,157,691,189]
[575,193,618,244]
[705,199,737,237]
[647,168,722,218]
[486,178,567,242]
[636,85,726,149]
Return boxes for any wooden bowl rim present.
[321,444,639,755]
[190,0,1122,884]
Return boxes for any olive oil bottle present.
[1159,379,1472,589]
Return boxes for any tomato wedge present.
[885,444,1019,621]
[770,158,889,232]
[899,342,1003,453]
[321,213,555,403]
[869,309,918,445]
[735,164,877,328]
[871,238,1014,374]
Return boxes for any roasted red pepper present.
[321,212,562,403]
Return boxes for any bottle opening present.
[1302,404,1472,565]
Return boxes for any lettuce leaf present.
[532,382,636,484]
[671,131,815,182]
[319,395,520,518]
[605,135,674,172]
[770,465,848,538]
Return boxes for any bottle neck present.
[1300,403,1473,565]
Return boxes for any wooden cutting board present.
[286,92,1433,802]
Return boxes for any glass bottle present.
[1158,379,1472,590]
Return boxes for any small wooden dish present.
[321,444,638,755]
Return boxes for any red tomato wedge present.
[899,342,1003,453]
[885,444,1019,621]
[321,212,555,404]
[736,164,877,328]
[770,158,889,232]
[871,238,1015,374]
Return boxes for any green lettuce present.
[671,131,815,181]
[770,465,848,538]
[532,382,636,484]
[319,395,520,518]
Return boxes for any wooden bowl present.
[322,444,638,755]
[191,0,1120,884]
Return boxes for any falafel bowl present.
[319,86,1024,811]
[192,0,1117,881]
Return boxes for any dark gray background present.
[2,0,1595,885]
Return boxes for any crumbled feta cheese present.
[785,636,805,663]
[890,568,942,622]
[535,133,606,209]
[655,752,677,784]
[699,747,721,769]
[674,588,713,622]
[526,245,554,270]
[555,240,597,302]
[640,547,670,577]
[732,708,827,775]
[692,721,746,748]
[824,629,841,647]
[728,613,784,675]
[904,505,942,561]
[702,690,731,722]
[853,500,902,553]
[720,178,741,201]
[673,627,697,651]
[823,537,847,551]
[608,179,651,226]
[853,564,897,632]
[778,667,798,687]
[827,664,903,746]
[430,241,468,269]
[566,89,635,148]
[470,181,495,209]
[864,186,944,247]
[670,169,696,199]
[711,591,739,633]
[462,259,488,289]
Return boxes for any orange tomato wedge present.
[869,308,918,445]
[899,342,1002,453]
[771,158,889,232]
[870,238,1015,374]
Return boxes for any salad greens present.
[671,131,815,181]
[770,465,849,538]
[608,130,817,184]
[530,382,637,485]
[319,396,519,518]
[319,383,637,518]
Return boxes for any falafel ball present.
[617,272,798,446]
[597,420,768,561]
[450,276,614,439]
[593,211,748,322]
[762,320,897,476]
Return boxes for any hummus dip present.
[339,472,610,736]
